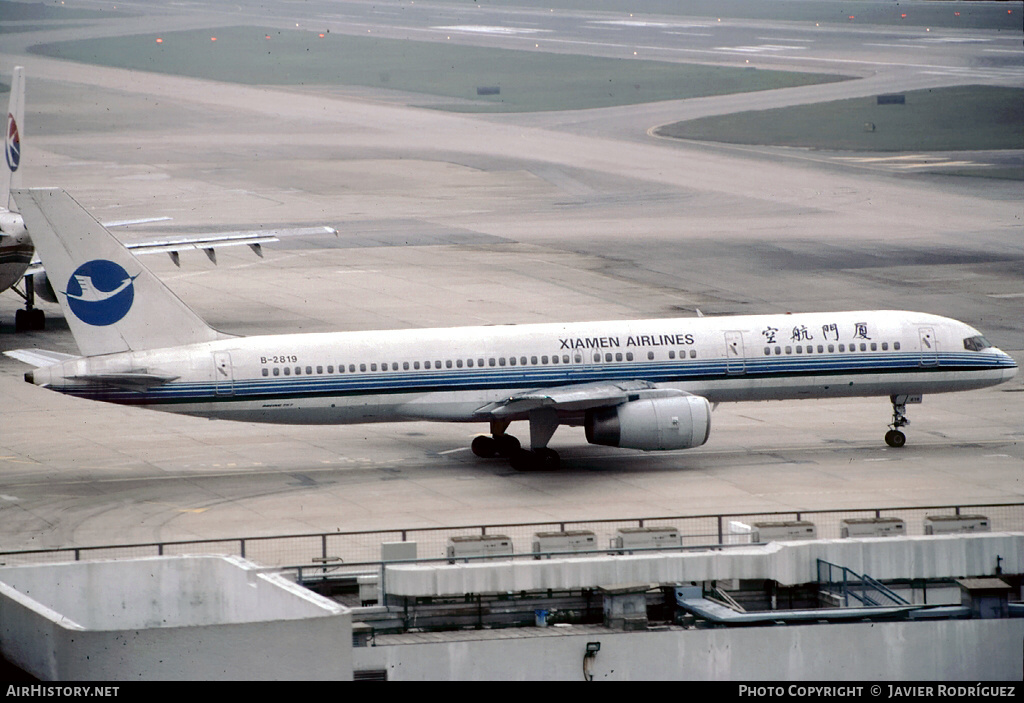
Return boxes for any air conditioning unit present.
[381,541,417,562]
[446,535,513,562]
[726,521,754,545]
[752,521,817,542]
[840,517,905,538]
[358,574,379,606]
[924,515,990,535]
[532,530,597,558]
[612,526,682,551]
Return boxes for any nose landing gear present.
[885,394,920,448]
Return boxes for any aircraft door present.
[213,351,234,395]
[918,328,938,367]
[725,331,746,375]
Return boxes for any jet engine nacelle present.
[0,211,27,240]
[585,395,711,451]
[31,271,58,303]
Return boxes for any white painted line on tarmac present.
[433,25,551,36]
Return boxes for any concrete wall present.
[384,533,1023,597]
[0,555,352,680]
[0,580,71,680]
[0,555,334,628]
[354,619,1024,681]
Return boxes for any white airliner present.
[8,188,1018,469]
[0,66,32,327]
[0,67,334,331]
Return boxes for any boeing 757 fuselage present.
[10,189,1018,470]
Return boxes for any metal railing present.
[0,501,1020,573]
[284,540,761,599]
[817,558,911,607]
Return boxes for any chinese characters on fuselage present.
[761,321,873,345]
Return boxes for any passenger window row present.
[593,349,697,362]
[262,354,577,377]
[260,347,702,377]
[762,341,900,356]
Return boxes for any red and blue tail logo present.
[6,113,20,172]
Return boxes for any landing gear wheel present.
[494,434,521,457]
[534,447,560,470]
[884,430,906,448]
[14,308,44,332]
[509,448,537,472]
[509,448,561,471]
[471,435,498,458]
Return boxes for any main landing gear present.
[12,276,45,332]
[471,432,521,458]
[884,394,916,448]
[14,307,45,332]
[471,411,562,471]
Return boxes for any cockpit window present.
[963,336,991,352]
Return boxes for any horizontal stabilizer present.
[3,348,78,367]
[68,372,179,390]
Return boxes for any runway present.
[0,0,1021,552]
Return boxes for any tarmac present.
[0,0,1020,551]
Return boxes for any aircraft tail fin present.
[3,66,25,211]
[12,188,229,356]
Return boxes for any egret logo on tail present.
[5,113,19,172]
[64,260,138,326]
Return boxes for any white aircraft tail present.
[3,66,25,211]
[12,188,230,356]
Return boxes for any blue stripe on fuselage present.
[58,351,1016,405]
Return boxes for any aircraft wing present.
[102,216,173,227]
[18,225,337,281]
[476,379,689,418]
[123,226,337,266]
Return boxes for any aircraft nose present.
[999,351,1018,381]
[1003,362,1019,382]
